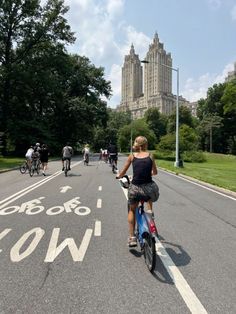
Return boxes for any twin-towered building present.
[117,32,189,119]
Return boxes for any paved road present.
[0,155,235,314]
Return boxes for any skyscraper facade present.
[117,33,188,119]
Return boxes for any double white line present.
[0,161,83,209]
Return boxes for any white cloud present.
[106,0,124,20]
[231,5,236,20]
[181,63,234,102]
[106,64,122,108]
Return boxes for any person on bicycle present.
[25,145,34,168]
[62,143,73,171]
[82,144,90,163]
[31,146,41,169]
[116,136,159,247]
[107,142,118,168]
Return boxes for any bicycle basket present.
[120,175,130,189]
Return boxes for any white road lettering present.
[10,227,45,262]
[0,229,12,253]
[44,228,93,262]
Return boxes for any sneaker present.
[43,172,46,176]
[128,236,137,247]
[62,167,64,171]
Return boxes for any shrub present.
[183,151,206,163]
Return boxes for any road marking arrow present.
[60,186,72,193]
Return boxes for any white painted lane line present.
[98,186,102,191]
[118,181,208,314]
[94,220,101,236]
[0,161,83,208]
[155,240,208,314]
[97,199,102,208]
[160,169,236,201]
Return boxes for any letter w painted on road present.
[44,228,93,262]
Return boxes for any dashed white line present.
[97,199,102,208]
[98,186,102,191]
[94,220,101,236]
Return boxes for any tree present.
[0,0,75,153]
[167,105,195,133]
[198,114,223,153]
[118,119,156,152]
[144,108,167,142]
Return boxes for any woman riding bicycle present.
[116,136,159,247]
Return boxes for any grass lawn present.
[157,153,236,192]
[0,157,24,170]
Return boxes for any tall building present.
[225,62,236,82]
[117,33,189,119]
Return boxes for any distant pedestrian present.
[40,144,49,176]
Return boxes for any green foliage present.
[182,151,206,162]
[167,105,195,133]
[158,124,199,153]
[0,1,112,155]
[118,119,157,151]
[196,81,236,154]
[152,149,175,161]
[144,108,167,142]
[221,79,236,114]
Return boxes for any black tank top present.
[132,155,153,185]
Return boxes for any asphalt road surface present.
[0,154,235,314]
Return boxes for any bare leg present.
[128,202,138,237]
[147,200,153,211]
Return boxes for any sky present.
[58,0,236,108]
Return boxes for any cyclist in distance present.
[62,143,73,171]
[116,136,159,247]
[107,141,118,168]
[82,144,90,162]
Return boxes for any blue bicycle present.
[119,175,159,273]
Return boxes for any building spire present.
[153,31,159,44]
[130,43,135,55]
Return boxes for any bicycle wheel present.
[36,162,40,175]
[20,163,27,174]
[29,166,34,177]
[143,234,156,272]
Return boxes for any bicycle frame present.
[135,201,158,247]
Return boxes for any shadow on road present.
[152,236,191,283]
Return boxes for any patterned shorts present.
[128,181,160,204]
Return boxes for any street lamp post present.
[141,60,181,167]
